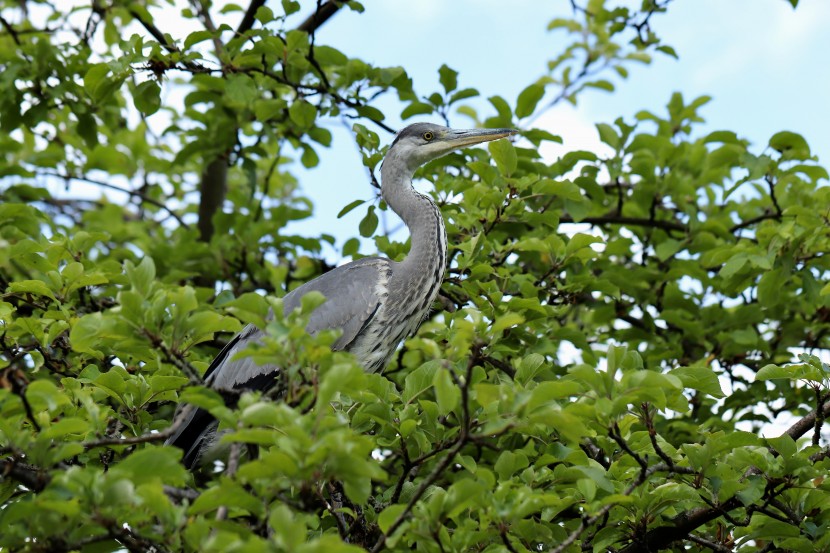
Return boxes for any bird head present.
[386,122,517,172]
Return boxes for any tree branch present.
[616,400,830,552]
[83,426,176,450]
[560,212,687,233]
[0,455,52,492]
[785,398,830,440]
[197,154,229,242]
[297,0,351,34]
[37,171,189,228]
[0,14,22,45]
[237,0,267,35]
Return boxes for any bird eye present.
[422,131,434,141]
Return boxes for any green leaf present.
[112,446,188,486]
[76,112,99,149]
[449,88,479,104]
[289,100,317,129]
[767,435,796,458]
[433,367,459,415]
[536,179,583,201]
[133,80,161,116]
[358,205,378,237]
[337,199,366,219]
[128,257,156,295]
[226,74,258,106]
[301,144,319,168]
[438,64,458,93]
[241,402,281,426]
[585,79,614,92]
[378,504,406,533]
[756,363,824,382]
[719,253,748,279]
[7,280,56,301]
[255,5,275,22]
[189,479,263,516]
[515,83,545,118]
[281,0,301,16]
[403,360,440,404]
[84,63,128,101]
[516,353,545,384]
[656,45,678,59]
[488,139,517,176]
[254,99,286,122]
[565,233,602,256]
[769,130,811,160]
[355,105,385,122]
[83,63,109,97]
[670,365,725,398]
[184,30,214,49]
[149,375,189,394]
[547,17,581,32]
[94,370,126,400]
[401,101,434,119]
[654,239,682,261]
[491,312,524,335]
[41,417,89,439]
[595,123,620,149]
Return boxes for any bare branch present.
[0,455,52,492]
[83,426,175,450]
[37,171,189,228]
[197,155,229,242]
[297,0,352,34]
[237,0,267,35]
[560,212,687,233]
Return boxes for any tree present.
[1,0,828,551]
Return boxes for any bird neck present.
[380,152,447,276]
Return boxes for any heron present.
[167,122,517,468]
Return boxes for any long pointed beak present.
[444,127,518,148]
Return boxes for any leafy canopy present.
[1,0,829,552]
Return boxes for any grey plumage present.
[167,122,516,468]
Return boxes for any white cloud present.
[533,103,614,164]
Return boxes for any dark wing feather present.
[165,325,281,467]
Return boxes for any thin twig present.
[687,533,732,553]
[189,0,224,57]
[142,330,203,385]
[83,427,175,450]
[813,386,825,447]
[236,0,266,35]
[37,171,189,228]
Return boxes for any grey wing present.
[167,257,390,467]
[166,324,280,468]
[203,324,279,390]
[283,257,392,351]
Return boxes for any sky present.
[286,0,830,251]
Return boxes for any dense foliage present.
[1,1,828,551]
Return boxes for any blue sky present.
[289,0,830,252]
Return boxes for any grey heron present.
[167,122,517,468]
